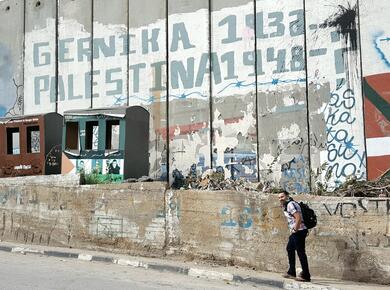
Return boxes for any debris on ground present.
[321,175,390,197]
[170,166,280,192]
[170,166,390,197]
[124,176,154,183]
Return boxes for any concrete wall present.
[0,0,24,116]
[0,173,80,187]
[0,1,389,190]
[168,190,390,284]
[0,182,388,284]
[0,182,167,255]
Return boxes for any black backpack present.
[289,201,317,229]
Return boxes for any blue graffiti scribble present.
[129,94,167,104]
[131,78,306,105]
[217,78,306,95]
[216,80,254,94]
[221,206,253,229]
[323,88,366,185]
[113,95,128,106]
[373,33,390,68]
[221,207,237,227]
[281,155,309,193]
[170,91,208,100]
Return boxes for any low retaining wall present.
[0,181,388,284]
[167,190,390,284]
[0,174,80,187]
[0,182,167,256]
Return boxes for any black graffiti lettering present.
[368,199,388,213]
[340,202,356,218]
[323,203,340,216]
[357,199,368,213]
[388,200,390,215]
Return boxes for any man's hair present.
[282,190,290,196]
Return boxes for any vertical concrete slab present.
[92,0,128,109]
[57,0,93,114]
[306,0,366,189]
[0,0,24,116]
[129,0,167,180]
[168,0,211,182]
[256,0,310,193]
[211,0,258,181]
[359,0,390,180]
[24,0,57,115]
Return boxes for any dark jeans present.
[286,229,310,280]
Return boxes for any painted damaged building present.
[0,0,389,192]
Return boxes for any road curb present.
[188,268,234,282]
[0,244,339,290]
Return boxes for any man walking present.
[278,190,311,282]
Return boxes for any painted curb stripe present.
[44,251,79,259]
[91,256,115,263]
[233,275,284,288]
[148,263,189,274]
[0,246,12,252]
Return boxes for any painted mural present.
[360,0,390,181]
[0,0,389,191]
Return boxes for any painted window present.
[27,126,40,153]
[6,128,20,155]
[65,122,79,150]
[86,121,99,150]
[106,120,120,150]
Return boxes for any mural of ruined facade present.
[0,0,389,191]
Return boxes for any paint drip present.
[321,4,360,89]
[321,4,358,51]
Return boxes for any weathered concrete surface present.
[3,0,390,188]
[129,0,167,180]
[0,182,389,284]
[0,0,24,116]
[167,190,390,285]
[0,182,167,256]
[0,174,80,187]
[24,0,57,114]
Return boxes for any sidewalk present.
[0,241,387,290]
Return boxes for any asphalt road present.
[0,251,276,290]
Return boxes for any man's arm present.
[292,212,302,232]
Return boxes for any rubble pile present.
[324,175,390,197]
[171,167,390,197]
[172,168,276,192]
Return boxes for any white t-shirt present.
[284,201,307,231]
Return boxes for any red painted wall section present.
[363,73,390,180]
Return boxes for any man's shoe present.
[282,273,296,279]
[295,276,311,282]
